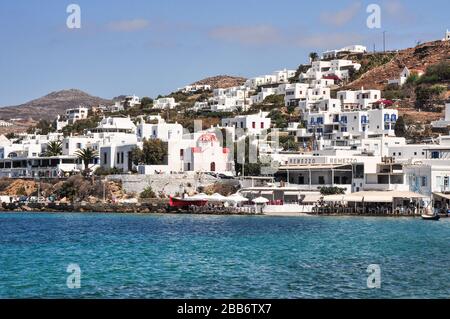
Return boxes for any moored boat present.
[421,214,440,221]
[169,196,208,207]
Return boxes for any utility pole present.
[383,31,386,53]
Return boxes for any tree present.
[140,97,153,108]
[131,138,168,165]
[45,140,63,157]
[28,119,55,135]
[75,147,99,175]
[394,116,407,137]
[309,52,319,62]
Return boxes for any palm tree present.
[309,52,319,63]
[75,147,99,175]
[45,140,63,157]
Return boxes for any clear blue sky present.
[0,0,448,106]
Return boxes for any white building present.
[443,29,450,41]
[250,87,278,104]
[244,69,296,89]
[388,67,424,86]
[0,120,13,127]
[177,84,211,93]
[300,59,361,82]
[221,111,271,136]
[153,97,179,110]
[322,45,367,59]
[137,131,234,175]
[107,95,141,113]
[337,88,381,110]
[136,117,184,142]
[431,103,450,129]
[66,106,89,124]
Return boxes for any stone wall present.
[106,174,220,197]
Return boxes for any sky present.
[0,0,448,106]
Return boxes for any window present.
[318,176,325,185]
[76,143,81,149]
[421,176,427,187]
[414,152,417,156]
[180,149,184,157]
[393,152,396,156]
[252,122,256,129]
[260,122,264,129]
[431,151,440,159]
[103,153,107,165]
[117,152,120,164]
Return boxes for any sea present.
[0,213,449,298]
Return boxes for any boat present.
[169,196,208,208]
[421,214,440,221]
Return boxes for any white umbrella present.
[252,196,270,204]
[226,193,249,203]
[209,193,228,202]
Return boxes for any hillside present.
[191,75,246,89]
[346,40,450,90]
[0,89,112,121]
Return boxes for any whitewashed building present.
[153,97,179,110]
[322,45,367,59]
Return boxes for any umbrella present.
[252,196,270,204]
[209,193,228,202]
[226,193,249,203]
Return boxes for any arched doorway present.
[210,162,216,172]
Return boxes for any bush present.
[140,186,156,199]
[319,186,345,195]
[415,84,446,109]
[54,175,109,201]
[94,167,123,176]
[417,61,450,84]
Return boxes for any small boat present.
[169,196,208,208]
[421,214,440,221]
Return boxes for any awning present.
[284,191,300,196]
[345,191,427,203]
[433,193,450,200]
[302,194,322,203]
[261,191,274,195]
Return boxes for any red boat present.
[169,196,208,207]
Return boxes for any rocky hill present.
[191,75,246,89]
[0,89,112,121]
[346,40,450,90]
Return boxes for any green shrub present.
[319,186,346,195]
[140,186,156,199]
[94,167,123,176]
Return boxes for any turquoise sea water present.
[0,213,449,299]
